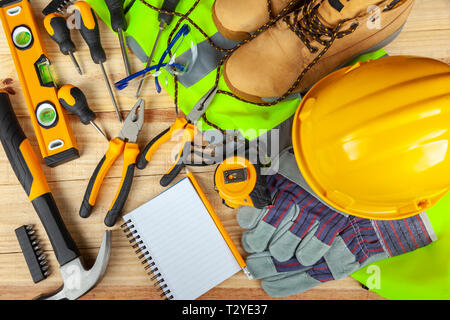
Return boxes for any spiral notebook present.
[121,177,242,300]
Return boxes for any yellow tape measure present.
[214,156,272,209]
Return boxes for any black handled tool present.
[80,99,145,227]
[73,1,122,122]
[44,13,82,75]
[0,90,112,300]
[58,84,109,141]
[135,0,180,97]
[158,0,180,25]
[0,90,79,267]
[137,86,218,187]
[105,0,131,76]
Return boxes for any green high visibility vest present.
[86,0,449,299]
[85,0,384,140]
[352,194,450,300]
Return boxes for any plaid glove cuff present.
[372,212,437,258]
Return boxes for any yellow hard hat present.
[292,56,450,220]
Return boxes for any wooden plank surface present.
[0,0,448,300]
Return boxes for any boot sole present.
[212,1,252,41]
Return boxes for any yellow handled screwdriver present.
[58,85,109,141]
[43,13,82,75]
[73,1,122,122]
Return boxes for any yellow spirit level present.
[0,0,79,167]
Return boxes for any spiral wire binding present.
[121,219,174,300]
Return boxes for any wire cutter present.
[80,99,145,227]
[137,86,218,187]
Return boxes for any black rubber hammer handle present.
[0,91,80,266]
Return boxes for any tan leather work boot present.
[223,0,415,103]
[213,0,305,41]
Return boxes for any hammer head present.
[35,230,112,300]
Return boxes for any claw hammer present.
[0,91,111,300]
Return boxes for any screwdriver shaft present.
[136,22,164,98]
[90,121,109,141]
[100,62,122,123]
[118,29,131,76]
[68,52,82,75]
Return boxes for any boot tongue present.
[317,0,383,27]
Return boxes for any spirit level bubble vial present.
[0,0,79,167]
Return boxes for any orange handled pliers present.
[137,117,196,187]
[80,99,145,227]
[136,86,217,187]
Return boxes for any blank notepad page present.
[123,178,241,300]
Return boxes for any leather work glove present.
[238,174,349,265]
[238,148,437,297]
[238,148,351,265]
[243,213,436,297]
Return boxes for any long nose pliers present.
[136,86,218,187]
[79,99,145,227]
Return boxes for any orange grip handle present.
[104,142,140,227]
[43,13,61,36]
[73,1,96,29]
[0,92,51,200]
[79,137,124,218]
[20,140,52,200]
[160,123,197,187]
[137,117,189,169]
[164,125,196,176]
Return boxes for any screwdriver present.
[58,84,109,141]
[43,13,82,75]
[105,0,131,76]
[136,0,180,98]
[73,1,122,123]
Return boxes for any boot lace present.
[137,0,360,133]
[283,1,359,54]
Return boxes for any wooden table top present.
[0,0,448,300]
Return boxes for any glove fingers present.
[262,255,343,298]
[294,206,349,265]
[295,236,332,266]
[261,270,321,298]
[242,202,300,253]
[324,235,387,279]
[237,206,268,229]
[247,252,309,279]
[269,230,301,262]
[241,222,276,253]
[269,223,319,262]
[259,238,360,298]
[246,252,279,279]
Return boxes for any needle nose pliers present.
[136,86,218,187]
[80,99,145,227]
